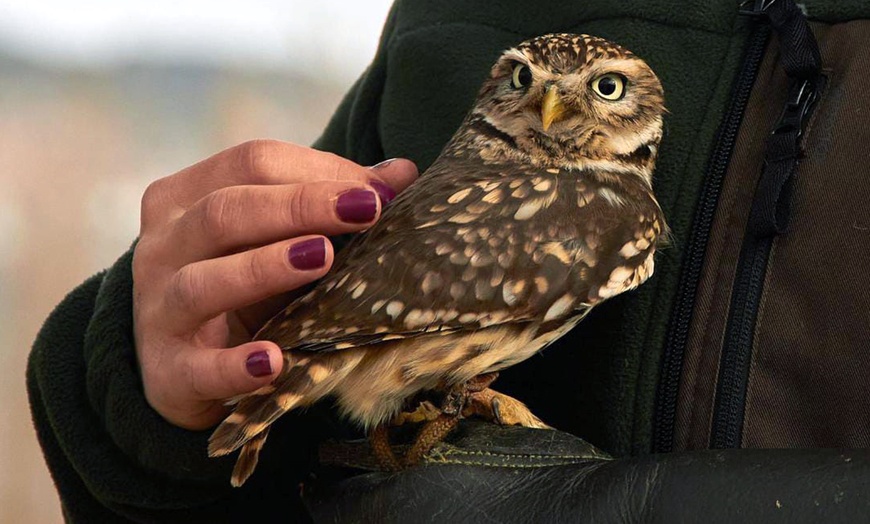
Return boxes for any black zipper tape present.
[652,23,770,454]
[709,235,774,448]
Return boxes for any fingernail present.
[371,158,397,170]
[288,238,326,270]
[369,180,396,206]
[246,351,272,378]
[336,188,378,223]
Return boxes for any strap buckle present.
[738,0,779,16]
[771,78,818,137]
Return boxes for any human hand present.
[132,140,418,430]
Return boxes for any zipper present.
[709,235,773,448]
[711,75,822,448]
[655,0,823,451]
[651,16,771,454]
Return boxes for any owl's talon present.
[465,388,551,429]
[441,390,466,417]
[491,397,503,425]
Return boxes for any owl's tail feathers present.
[208,353,355,486]
[229,427,270,487]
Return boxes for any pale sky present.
[0,0,395,80]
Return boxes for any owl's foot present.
[390,400,442,426]
[463,388,551,429]
[369,424,403,472]
[388,373,544,469]
[372,400,457,471]
[402,372,500,466]
[369,388,548,471]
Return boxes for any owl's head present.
[468,33,665,179]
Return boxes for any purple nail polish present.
[288,238,326,270]
[336,188,377,223]
[369,180,397,206]
[246,351,272,377]
[371,158,397,170]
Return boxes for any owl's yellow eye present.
[511,64,533,89]
[591,74,626,100]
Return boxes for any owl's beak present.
[541,85,567,132]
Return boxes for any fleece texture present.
[27,0,869,520]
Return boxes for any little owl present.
[208,33,667,487]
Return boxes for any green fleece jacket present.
[27,0,869,521]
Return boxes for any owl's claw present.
[464,388,551,429]
[491,396,503,424]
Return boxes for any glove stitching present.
[430,448,609,461]
[425,458,589,468]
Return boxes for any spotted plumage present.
[209,33,668,486]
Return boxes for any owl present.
[209,33,667,486]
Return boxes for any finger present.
[171,181,381,264]
[369,158,419,198]
[157,140,385,211]
[227,161,420,331]
[165,235,333,331]
[182,340,285,401]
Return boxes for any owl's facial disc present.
[468,34,665,176]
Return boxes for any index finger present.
[161,140,376,210]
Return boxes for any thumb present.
[186,341,285,401]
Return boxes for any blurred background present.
[0,1,393,521]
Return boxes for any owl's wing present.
[256,161,662,352]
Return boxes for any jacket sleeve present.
[305,421,870,523]
[27,247,321,522]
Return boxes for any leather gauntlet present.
[305,421,870,523]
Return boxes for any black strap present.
[745,0,822,238]
[767,0,821,79]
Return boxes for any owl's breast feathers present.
[256,156,664,354]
